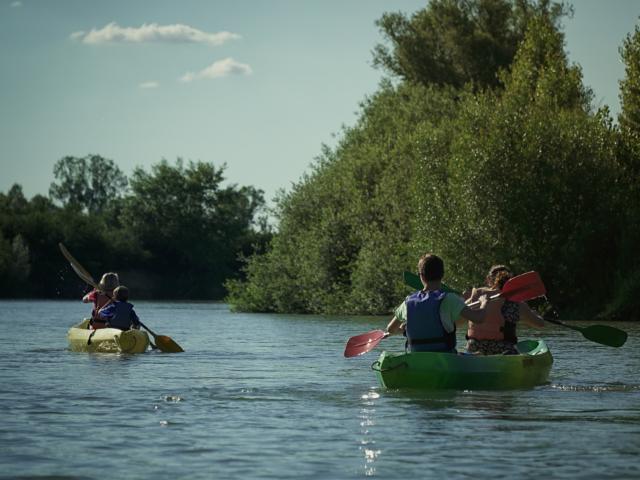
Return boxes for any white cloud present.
[139,81,159,89]
[180,58,253,82]
[70,22,240,46]
[10,1,22,7]
[180,57,253,83]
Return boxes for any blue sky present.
[1,0,639,206]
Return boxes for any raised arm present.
[385,316,405,335]
[519,303,545,328]
[82,289,96,303]
[457,295,499,327]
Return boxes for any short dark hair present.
[418,254,444,281]
[114,285,129,301]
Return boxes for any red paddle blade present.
[501,271,546,302]
[344,329,387,358]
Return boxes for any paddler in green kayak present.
[464,265,545,355]
[385,253,495,353]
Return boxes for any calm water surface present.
[0,300,638,479]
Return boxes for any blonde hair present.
[99,272,119,292]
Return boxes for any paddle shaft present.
[466,291,502,308]
[541,316,582,332]
[138,320,158,337]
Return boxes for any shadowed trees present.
[227,1,639,320]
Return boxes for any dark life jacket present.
[106,301,139,331]
[405,290,456,353]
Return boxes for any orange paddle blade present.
[501,271,546,302]
[155,335,184,353]
[344,329,387,358]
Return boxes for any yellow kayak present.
[67,319,150,354]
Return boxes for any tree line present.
[0,157,270,299]
[227,0,640,320]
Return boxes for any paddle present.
[344,329,388,358]
[456,271,547,307]
[59,243,184,353]
[404,270,546,304]
[343,271,458,357]
[540,302,627,348]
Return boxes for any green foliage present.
[227,83,460,314]
[373,0,569,89]
[229,6,639,321]
[423,16,617,312]
[619,25,640,138]
[606,24,640,320]
[0,159,267,300]
[0,232,30,295]
[122,159,266,298]
[49,155,128,214]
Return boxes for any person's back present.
[83,272,119,329]
[405,289,456,353]
[466,265,544,355]
[98,286,140,331]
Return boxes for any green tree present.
[0,232,31,295]
[373,0,568,89]
[619,24,640,140]
[604,23,640,320]
[229,7,635,320]
[124,159,266,298]
[227,82,460,314]
[0,186,79,297]
[420,15,616,313]
[49,154,128,214]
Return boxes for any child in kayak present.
[83,272,119,329]
[464,265,545,355]
[97,286,141,331]
[385,253,493,353]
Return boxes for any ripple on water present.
[550,383,640,392]
[2,301,639,480]
[163,395,183,402]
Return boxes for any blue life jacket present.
[106,301,138,331]
[405,290,456,353]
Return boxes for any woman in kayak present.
[96,285,141,331]
[82,272,119,329]
[385,254,492,353]
[465,265,545,355]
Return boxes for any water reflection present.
[359,389,381,476]
[385,388,518,416]
[550,382,640,392]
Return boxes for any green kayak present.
[372,339,552,390]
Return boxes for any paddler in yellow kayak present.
[82,272,119,329]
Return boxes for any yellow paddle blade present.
[155,335,184,353]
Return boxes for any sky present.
[1,0,639,206]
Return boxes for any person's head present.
[114,285,129,302]
[99,272,119,292]
[485,265,513,290]
[418,254,444,282]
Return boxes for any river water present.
[0,300,638,479]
